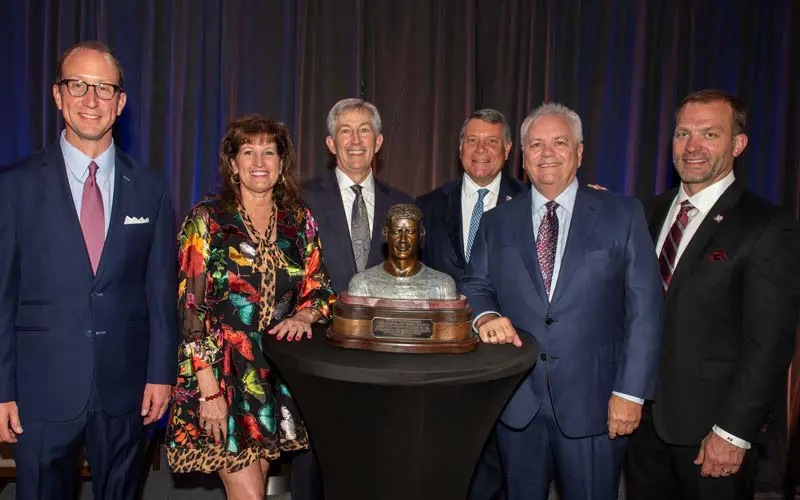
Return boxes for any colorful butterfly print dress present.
[166,198,335,473]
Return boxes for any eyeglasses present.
[57,79,122,100]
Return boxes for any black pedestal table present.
[263,325,537,500]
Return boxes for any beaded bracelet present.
[198,387,224,402]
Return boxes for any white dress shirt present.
[336,168,376,238]
[655,171,749,449]
[655,171,735,265]
[60,130,115,237]
[461,173,503,255]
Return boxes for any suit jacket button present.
[540,353,547,361]
[545,317,554,326]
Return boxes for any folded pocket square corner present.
[124,216,150,225]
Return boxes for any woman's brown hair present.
[218,114,302,211]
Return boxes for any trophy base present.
[327,293,478,354]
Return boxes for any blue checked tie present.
[465,188,489,262]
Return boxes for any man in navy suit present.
[416,108,525,499]
[417,108,526,281]
[298,98,413,498]
[460,103,662,499]
[0,41,177,499]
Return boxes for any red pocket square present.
[707,250,727,261]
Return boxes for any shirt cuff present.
[712,425,751,449]
[472,311,501,333]
[612,391,644,405]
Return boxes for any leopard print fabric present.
[239,203,290,333]
[166,436,308,474]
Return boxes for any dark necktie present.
[658,200,694,290]
[350,184,371,272]
[537,201,559,297]
[80,161,105,273]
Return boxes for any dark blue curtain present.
[2,0,798,213]
[1,0,799,491]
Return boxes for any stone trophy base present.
[327,292,478,353]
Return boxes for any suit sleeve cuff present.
[472,311,501,333]
[712,425,751,449]
[612,391,644,405]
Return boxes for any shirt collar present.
[462,172,502,198]
[677,171,736,214]
[531,177,579,214]
[336,167,375,195]
[60,130,115,180]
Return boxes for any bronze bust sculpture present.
[328,204,477,353]
[348,204,457,300]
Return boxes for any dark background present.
[1,0,798,492]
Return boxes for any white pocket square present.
[124,216,150,225]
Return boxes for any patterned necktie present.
[350,184,371,272]
[465,188,489,262]
[80,161,105,273]
[658,200,694,290]
[537,201,559,296]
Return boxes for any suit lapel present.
[551,187,601,305]
[44,144,94,276]
[94,151,133,283]
[665,183,744,301]
[369,179,391,267]
[512,190,549,306]
[321,172,359,275]
[497,175,519,206]
[444,179,466,265]
[648,189,677,243]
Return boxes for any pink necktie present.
[80,161,105,273]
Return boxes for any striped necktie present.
[658,200,695,290]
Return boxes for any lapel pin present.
[122,175,132,182]
[505,195,512,201]
[714,214,724,223]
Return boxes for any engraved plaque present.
[372,317,433,339]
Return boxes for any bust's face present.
[386,217,420,261]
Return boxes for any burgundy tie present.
[537,201,559,297]
[80,161,105,273]
[658,200,694,290]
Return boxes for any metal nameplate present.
[372,317,433,339]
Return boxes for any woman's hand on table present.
[268,308,320,341]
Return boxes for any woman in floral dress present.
[165,114,335,498]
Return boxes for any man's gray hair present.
[326,98,382,137]
[519,102,583,145]
[458,108,512,145]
